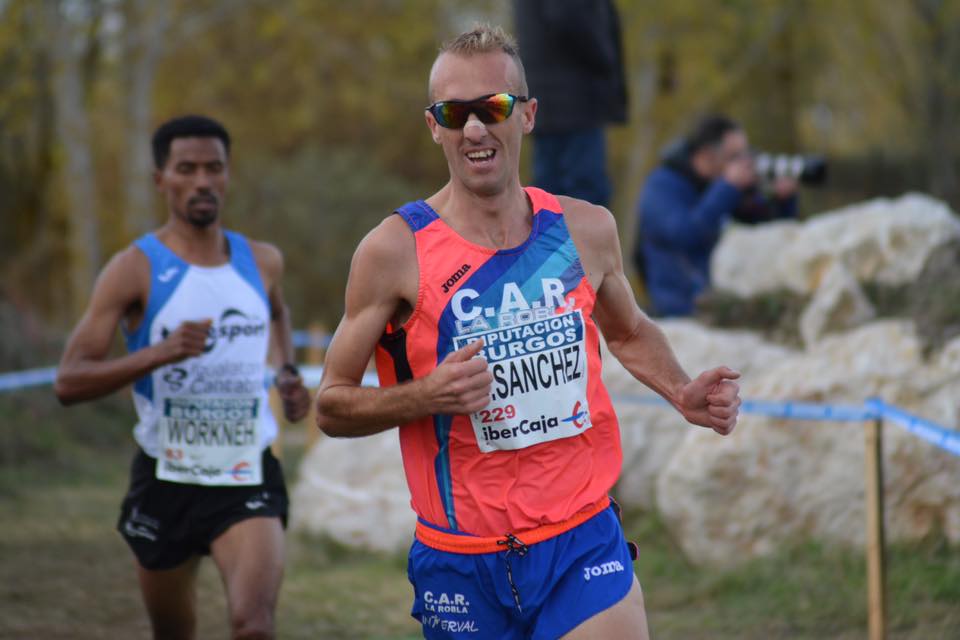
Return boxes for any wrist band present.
[278,363,300,378]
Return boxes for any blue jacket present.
[634,153,797,316]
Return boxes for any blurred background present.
[2,1,959,638]
[3,0,959,331]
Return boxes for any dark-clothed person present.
[514,0,627,207]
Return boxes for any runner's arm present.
[54,248,210,405]
[252,240,310,422]
[563,199,740,434]
[315,218,492,437]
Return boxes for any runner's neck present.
[155,221,230,267]
[427,182,533,251]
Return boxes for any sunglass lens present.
[475,94,515,124]
[434,102,469,128]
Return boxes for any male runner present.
[55,115,310,640]
[315,26,741,639]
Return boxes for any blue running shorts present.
[407,504,635,639]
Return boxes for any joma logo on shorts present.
[441,264,471,294]
[583,559,625,581]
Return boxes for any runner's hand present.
[677,367,741,435]
[158,319,212,364]
[424,340,493,415]
[276,369,310,422]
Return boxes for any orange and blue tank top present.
[375,187,622,536]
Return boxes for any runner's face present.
[425,52,536,197]
[155,137,229,228]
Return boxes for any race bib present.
[157,397,262,486]
[454,310,592,453]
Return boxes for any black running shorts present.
[117,447,288,570]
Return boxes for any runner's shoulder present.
[353,213,416,271]
[343,213,418,306]
[555,195,619,250]
[107,243,151,287]
[246,238,284,282]
[556,195,616,226]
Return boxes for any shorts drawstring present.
[498,533,529,612]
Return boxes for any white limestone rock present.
[656,321,960,566]
[709,220,801,297]
[712,193,960,297]
[289,430,415,552]
[798,263,876,347]
[604,320,796,508]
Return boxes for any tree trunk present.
[916,4,958,205]
[46,0,102,318]
[122,0,170,237]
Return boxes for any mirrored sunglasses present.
[426,93,529,129]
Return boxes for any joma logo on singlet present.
[441,264,471,294]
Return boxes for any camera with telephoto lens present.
[753,152,827,186]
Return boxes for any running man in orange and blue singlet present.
[316,25,742,640]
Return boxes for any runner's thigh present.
[560,576,649,640]
[138,556,202,640]
[210,516,285,633]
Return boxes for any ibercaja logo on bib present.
[231,460,253,482]
[563,400,589,429]
[450,278,592,453]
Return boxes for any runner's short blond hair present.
[430,23,528,98]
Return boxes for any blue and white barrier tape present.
[0,365,374,395]
[291,331,332,350]
[0,330,333,393]
[740,399,875,422]
[0,366,58,392]
[3,364,957,458]
[296,365,379,389]
[612,393,873,422]
[867,398,960,457]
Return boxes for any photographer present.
[633,114,798,317]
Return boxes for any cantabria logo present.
[162,367,188,391]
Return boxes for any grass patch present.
[621,507,960,639]
[0,388,135,494]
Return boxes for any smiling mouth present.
[465,149,496,165]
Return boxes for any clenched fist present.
[677,366,742,435]
[159,319,212,364]
[423,340,493,415]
